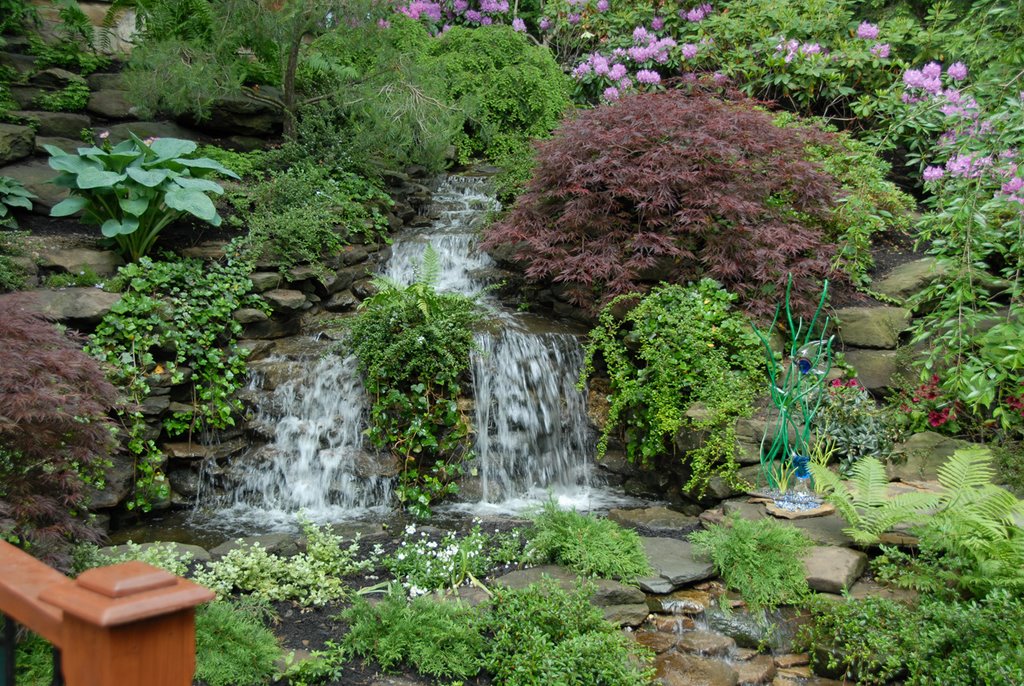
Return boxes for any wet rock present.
[33,287,121,326]
[650,615,697,633]
[84,453,134,510]
[887,431,977,481]
[638,538,716,593]
[38,248,123,277]
[834,307,910,349]
[168,467,202,499]
[351,278,378,300]
[735,655,777,685]
[209,534,299,559]
[705,608,780,651]
[656,653,738,686]
[350,449,401,479]
[140,393,170,416]
[248,359,301,391]
[602,603,650,627]
[677,629,736,657]
[802,546,867,594]
[608,506,702,537]
[648,589,712,615]
[162,438,247,461]
[243,316,301,339]
[773,654,809,669]
[0,123,36,165]
[633,629,678,654]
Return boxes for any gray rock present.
[834,307,910,349]
[33,287,121,325]
[324,289,359,312]
[704,607,786,651]
[873,257,947,302]
[35,136,79,154]
[243,316,301,340]
[86,73,124,91]
[263,288,309,312]
[99,541,211,563]
[209,533,299,559]
[656,653,738,686]
[181,242,227,260]
[28,68,80,89]
[178,90,282,136]
[733,655,777,685]
[232,307,269,324]
[84,453,134,509]
[167,467,202,499]
[86,90,136,120]
[639,538,716,592]
[140,393,170,416]
[248,271,282,292]
[38,248,123,277]
[843,349,909,392]
[0,123,34,165]
[721,499,766,522]
[601,603,650,627]
[608,506,702,537]
[9,86,44,109]
[13,110,91,138]
[350,449,402,479]
[848,579,918,604]
[0,158,65,211]
[888,431,977,481]
[789,514,855,547]
[802,546,867,593]
[162,438,246,461]
[0,51,36,76]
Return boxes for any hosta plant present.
[46,135,238,261]
[0,176,34,228]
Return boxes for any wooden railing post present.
[37,560,214,686]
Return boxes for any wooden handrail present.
[0,541,214,685]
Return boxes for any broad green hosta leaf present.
[46,151,99,175]
[50,196,89,217]
[76,169,127,189]
[119,197,151,216]
[127,167,172,187]
[101,217,140,237]
[3,194,32,209]
[149,137,198,161]
[173,176,224,194]
[164,187,217,222]
[176,157,239,179]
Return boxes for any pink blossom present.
[98,130,110,140]
[597,0,609,10]
[539,16,551,30]
[377,18,390,28]
[922,62,942,79]
[1002,177,1024,194]
[870,43,890,58]
[651,16,664,31]
[923,166,945,182]
[608,63,627,80]
[633,26,649,43]
[512,17,526,31]
[681,43,698,60]
[454,0,468,12]
[947,62,968,81]
[856,22,879,39]
[481,16,492,24]
[567,12,580,24]
[636,69,661,84]
[603,86,620,101]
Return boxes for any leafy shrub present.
[193,518,370,605]
[583,280,765,494]
[340,594,486,680]
[690,514,812,612]
[73,539,194,576]
[812,378,898,475]
[194,599,281,686]
[801,592,1024,685]
[483,579,655,686]
[0,0,38,35]
[195,145,271,181]
[0,176,35,229]
[346,248,481,518]
[524,501,651,582]
[0,294,119,567]
[813,449,1024,598]
[232,163,390,277]
[0,230,27,292]
[384,522,525,596]
[47,135,238,261]
[427,25,571,164]
[483,88,840,317]
[33,77,90,112]
[87,256,263,510]
[28,0,109,75]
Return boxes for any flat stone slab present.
[677,629,736,657]
[209,534,299,559]
[0,158,66,211]
[601,603,649,627]
[263,288,309,311]
[33,287,121,325]
[38,248,123,277]
[873,257,947,302]
[834,306,910,349]
[656,653,738,686]
[788,514,856,547]
[639,538,716,593]
[734,654,776,685]
[802,546,867,594]
[888,431,978,481]
[842,348,909,391]
[493,565,644,605]
[608,506,702,536]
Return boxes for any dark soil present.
[15,212,245,254]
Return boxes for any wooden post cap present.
[39,561,214,628]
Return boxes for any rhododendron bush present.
[483,87,841,316]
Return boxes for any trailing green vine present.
[87,254,266,510]
[345,246,480,518]
[582,280,765,496]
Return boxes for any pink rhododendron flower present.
[870,43,890,58]
[947,62,968,81]
[636,69,661,84]
[856,22,879,39]
[923,166,945,182]
[512,17,526,31]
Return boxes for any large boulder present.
[0,123,34,165]
[0,158,64,211]
[33,287,121,326]
[27,67,79,90]
[834,307,910,349]
[87,89,137,120]
[655,653,738,686]
[178,89,283,136]
[802,546,868,594]
[843,349,909,392]
[84,452,134,510]
[608,506,701,537]
[887,431,977,481]
[638,538,716,593]
[873,257,948,303]
[38,248,123,277]
[11,110,91,138]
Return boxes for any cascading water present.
[203,174,629,532]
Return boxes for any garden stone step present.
[873,257,947,302]
[834,306,910,349]
[0,158,67,211]
[638,538,716,593]
[32,287,121,325]
[87,89,137,119]
[0,122,34,165]
[263,288,310,311]
[676,629,736,657]
[802,546,867,593]
[842,349,909,391]
[735,655,777,685]
[12,110,91,138]
[887,431,978,481]
[35,136,79,154]
[633,629,679,654]
[656,653,738,686]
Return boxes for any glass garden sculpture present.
[751,278,833,508]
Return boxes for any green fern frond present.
[937,448,998,501]
[416,243,441,289]
[848,457,891,510]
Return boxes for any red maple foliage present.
[482,87,841,317]
[0,293,119,567]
